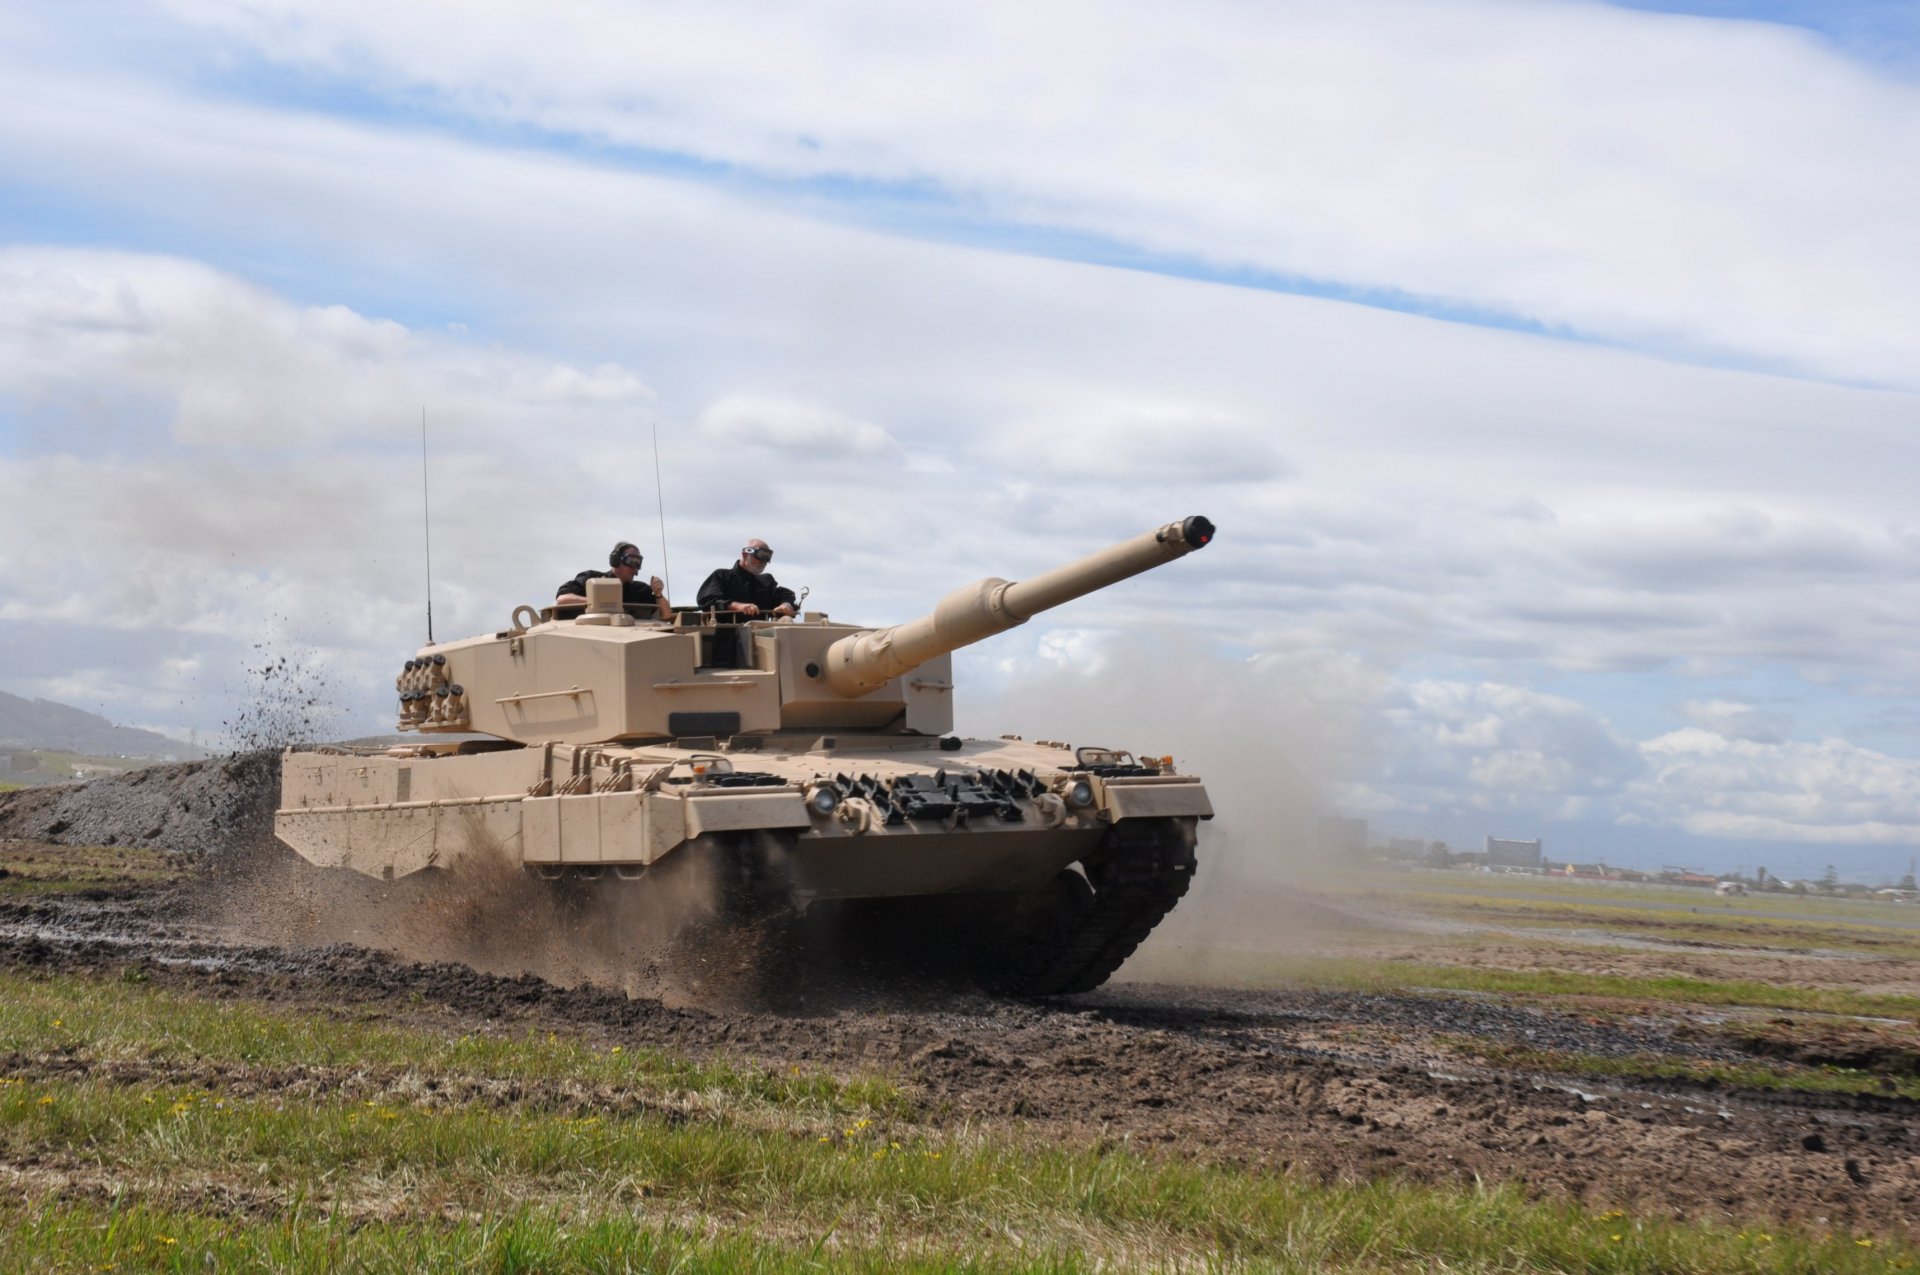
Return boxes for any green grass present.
[1443,1038,1920,1102]
[2,970,1913,1271]
[0,750,156,786]
[1171,954,1920,1022]
[1372,889,1920,956]
[1344,868,1920,919]
[1,1076,1907,1273]
[7,1190,1905,1274]
[0,844,181,897]
[0,969,906,1116]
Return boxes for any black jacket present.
[555,570,658,610]
[697,564,795,612]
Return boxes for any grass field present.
[1,970,1908,1273]
[0,750,161,787]
[1336,868,1920,947]
[4,848,1918,1271]
[0,843,182,896]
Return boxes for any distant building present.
[1319,817,1367,856]
[1485,837,1542,871]
[1387,836,1425,857]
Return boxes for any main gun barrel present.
[822,515,1215,698]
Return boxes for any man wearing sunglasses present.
[697,538,797,619]
[554,540,671,620]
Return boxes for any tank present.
[275,515,1217,995]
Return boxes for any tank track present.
[1006,817,1198,997]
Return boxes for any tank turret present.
[383,516,1214,746]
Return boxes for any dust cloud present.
[964,635,1410,985]
[194,812,773,1008]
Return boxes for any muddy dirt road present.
[2,759,1917,1240]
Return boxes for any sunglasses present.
[742,547,773,562]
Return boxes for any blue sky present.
[2,0,1919,880]
[1612,0,1920,72]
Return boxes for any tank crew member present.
[555,541,671,620]
[697,539,797,618]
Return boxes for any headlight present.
[808,786,842,816]
[1065,779,1095,809]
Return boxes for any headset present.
[610,541,642,570]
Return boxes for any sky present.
[2,0,1918,882]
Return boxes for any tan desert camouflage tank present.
[276,516,1216,994]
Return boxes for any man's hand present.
[731,601,761,617]
[649,575,666,594]
[773,603,797,618]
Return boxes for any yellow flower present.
[1856,1239,1874,1248]
[52,1019,62,1028]
[611,1046,622,1055]
[158,1236,177,1246]
[37,1095,54,1106]
[818,1135,830,1143]
[1610,1235,1622,1243]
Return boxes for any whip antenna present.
[652,420,671,600]
[421,407,435,644]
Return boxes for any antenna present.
[421,407,435,644]
[652,420,671,600]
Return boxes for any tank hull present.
[275,734,1210,994]
[277,734,1208,899]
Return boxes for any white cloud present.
[107,0,1920,388]
[0,249,655,451]
[696,395,900,459]
[1678,698,1790,744]
[982,401,1292,485]
[1334,676,1920,850]
[1361,680,1641,814]
[1630,729,1920,844]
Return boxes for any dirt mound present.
[0,753,279,858]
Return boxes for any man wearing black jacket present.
[555,541,671,620]
[697,539,797,618]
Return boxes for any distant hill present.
[0,690,200,760]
